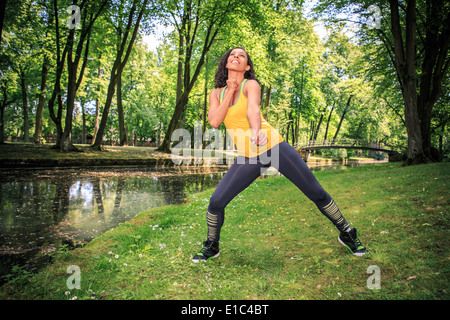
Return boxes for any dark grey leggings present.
[206,141,350,242]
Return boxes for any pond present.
[0,160,382,283]
[0,166,229,283]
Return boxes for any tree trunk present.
[34,59,49,144]
[309,120,315,142]
[285,115,290,145]
[176,32,184,108]
[117,74,128,146]
[263,85,271,120]
[34,5,53,145]
[94,77,117,149]
[92,63,102,144]
[47,0,67,147]
[332,95,352,144]
[47,58,64,147]
[60,27,79,152]
[438,120,446,157]
[81,100,86,144]
[324,101,335,143]
[60,61,77,152]
[202,56,208,149]
[313,105,327,142]
[260,84,265,108]
[157,92,190,152]
[20,69,29,143]
[0,103,4,144]
[402,81,426,164]
[0,82,11,144]
[0,0,6,44]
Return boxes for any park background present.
[0,0,449,301]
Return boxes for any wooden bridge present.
[295,139,400,161]
[297,139,393,152]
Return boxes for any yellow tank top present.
[220,79,284,158]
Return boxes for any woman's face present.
[226,48,250,73]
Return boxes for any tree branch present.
[404,0,416,78]
[430,10,450,104]
[389,0,406,79]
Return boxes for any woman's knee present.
[208,192,226,214]
[310,188,331,205]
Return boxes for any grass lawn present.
[0,162,448,300]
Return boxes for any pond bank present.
[307,156,388,166]
[0,157,386,169]
[0,142,386,169]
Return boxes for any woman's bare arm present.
[208,79,238,128]
[246,80,268,145]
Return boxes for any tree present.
[32,0,54,144]
[1,0,46,144]
[92,0,150,150]
[314,24,357,145]
[121,39,175,146]
[388,0,449,164]
[156,0,246,153]
[0,0,6,44]
[59,0,108,152]
[314,0,450,164]
[0,73,18,144]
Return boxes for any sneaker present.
[338,228,366,256]
[192,240,220,262]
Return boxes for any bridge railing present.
[295,139,392,151]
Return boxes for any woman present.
[192,47,366,262]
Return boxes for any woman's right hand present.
[226,78,239,93]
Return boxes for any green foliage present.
[0,0,447,158]
[320,148,347,159]
[2,265,34,287]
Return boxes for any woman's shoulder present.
[210,87,222,94]
[243,79,260,94]
[244,79,260,88]
[209,87,224,100]
[245,79,259,85]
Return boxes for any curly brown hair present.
[214,47,259,88]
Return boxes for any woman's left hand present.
[250,130,268,146]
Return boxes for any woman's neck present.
[227,71,245,86]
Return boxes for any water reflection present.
[0,167,226,282]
